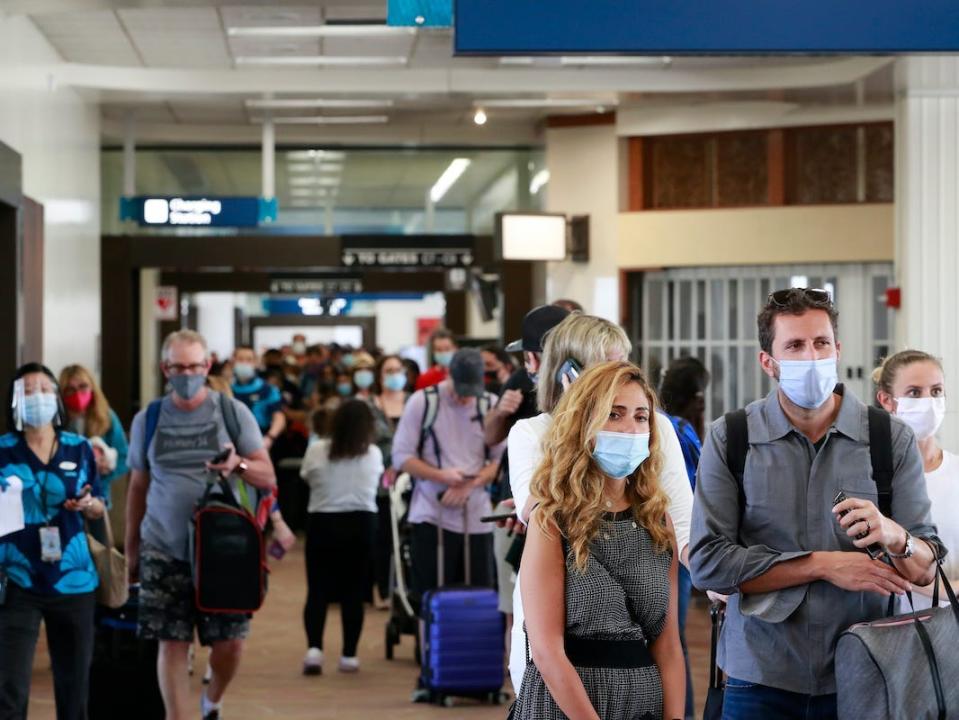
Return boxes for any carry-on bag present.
[836,555,959,720]
[703,600,726,720]
[88,585,164,720]
[419,502,507,707]
[191,477,267,613]
[86,511,129,608]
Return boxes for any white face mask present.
[896,396,946,440]
[774,357,838,410]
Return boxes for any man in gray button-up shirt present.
[690,288,943,719]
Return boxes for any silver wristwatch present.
[885,530,914,559]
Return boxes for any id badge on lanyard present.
[38,474,61,563]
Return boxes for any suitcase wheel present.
[441,695,455,708]
[490,691,510,705]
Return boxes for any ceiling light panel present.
[430,158,471,203]
[236,56,407,66]
[227,25,415,38]
[286,150,347,161]
[476,97,619,108]
[286,163,343,174]
[255,115,389,125]
[246,98,394,109]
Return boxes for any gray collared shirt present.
[689,386,944,695]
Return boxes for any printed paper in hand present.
[0,476,25,538]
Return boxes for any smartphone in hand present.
[833,490,885,559]
[209,448,231,465]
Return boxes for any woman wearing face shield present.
[0,363,106,720]
[874,350,957,609]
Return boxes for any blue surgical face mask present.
[169,374,206,401]
[22,392,59,428]
[434,351,455,368]
[592,430,651,479]
[775,357,837,409]
[336,382,353,397]
[384,372,407,392]
[353,369,375,390]
[233,362,257,383]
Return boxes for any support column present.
[261,118,275,201]
[895,56,959,447]
[122,112,136,197]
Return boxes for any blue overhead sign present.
[388,0,452,27]
[120,196,277,227]
[454,0,959,54]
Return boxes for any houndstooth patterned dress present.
[511,510,672,720]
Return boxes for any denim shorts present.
[138,545,250,646]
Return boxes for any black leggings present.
[303,511,376,657]
[0,584,95,720]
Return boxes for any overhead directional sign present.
[454,0,959,53]
[341,248,474,268]
[120,196,278,227]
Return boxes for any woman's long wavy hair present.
[531,361,671,572]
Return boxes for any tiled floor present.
[27,544,713,719]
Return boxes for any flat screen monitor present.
[496,213,567,261]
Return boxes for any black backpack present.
[190,478,267,614]
[724,404,894,517]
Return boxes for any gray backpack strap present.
[417,386,442,467]
[219,393,242,447]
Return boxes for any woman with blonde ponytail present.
[510,361,685,720]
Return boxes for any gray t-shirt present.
[128,392,263,562]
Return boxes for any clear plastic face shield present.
[11,378,25,432]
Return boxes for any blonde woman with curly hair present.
[511,361,685,720]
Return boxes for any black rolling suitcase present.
[88,585,164,720]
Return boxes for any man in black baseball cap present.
[484,303,572,471]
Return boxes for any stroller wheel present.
[385,622,398,660]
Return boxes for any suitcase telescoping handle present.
[435,491,472,588]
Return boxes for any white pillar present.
[261,118,275,200]
[122,111,136,197]
[895,56,959,448]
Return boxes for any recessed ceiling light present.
[476,98,619,108]
[559,56,670,66]
[228,25,416,38]
[236,56,407,67]
[529,169,550,195]
[253,115,389,125]
[430,158,471,204]
[473,108,487,126]
[287,163,343,173]
[246,98,395,109]
[286,150,346,161]
[289,177,341,187]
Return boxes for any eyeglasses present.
[767,288,833,308]
[164,362,207,375]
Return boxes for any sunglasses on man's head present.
[767,288,832,308]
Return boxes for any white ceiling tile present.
[220,5,323,29]
[322,34,415,57]
[117,7,232,69]
[31,10,141,65]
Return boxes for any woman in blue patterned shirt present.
[0,363,105,720]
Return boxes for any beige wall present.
[618,204,894,269]
[544,123,620,320]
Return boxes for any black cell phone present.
[833,490,885,559]
[210,448,231,465]
[555,358,582,386]
[480,512,518,523]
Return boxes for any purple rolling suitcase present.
[419,505,507,707]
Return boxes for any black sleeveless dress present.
[511,510,672,720]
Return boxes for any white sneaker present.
[338,656,360,673]
[303,648,323,676]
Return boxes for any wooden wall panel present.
[715,132,768,207]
